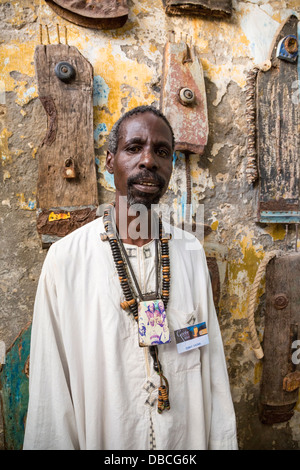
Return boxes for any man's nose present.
[138,148,158,171]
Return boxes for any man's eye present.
[157,148,171,158]
[127,146,141,153]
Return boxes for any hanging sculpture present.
[245,15,299,224]
[34,25,98,247]
[160,33,208,206]
[45,0,128,30]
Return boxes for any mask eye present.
[55,61,76,83]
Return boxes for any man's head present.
[106,106,174,209]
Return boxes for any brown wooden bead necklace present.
[101,203,171,413]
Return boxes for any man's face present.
[106,112,173,209]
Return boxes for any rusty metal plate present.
[45,0,128,29]
[160,40,208,155]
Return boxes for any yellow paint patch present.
[226,233,264,320]
[230,233,264,284]
[31,147,37,159]
[149,43,157,54]
[0,128,13,165]
[93,42,156,192]
[263,224,286,241]
[0,42,36,90]
[91,43,156,173]
[254,361,263,385]
[211,220,219,231]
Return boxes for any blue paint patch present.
[179,191,187,219]
[173,151,185,168]
[93,76,110,107]
[94,122,108,143]
[104,170,115,189]
[172,151,177,168]
[27,200,35,210]
[0,323,31,450]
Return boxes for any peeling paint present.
[0,43,36,94]
[93,75,110,107]
[263,224,287,241]
[3,170,11,181]
[94,122,108,147]
[16,193,36,211]
[102,169,115,191]
[238,3,280,63]
[227,233,264,320]
[0,128,13,165]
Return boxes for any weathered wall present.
[0,0,300,450]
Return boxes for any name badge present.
[138,299,171,347]
[175,322,209,354]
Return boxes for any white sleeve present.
[23,247,79,450]
[199,248,238,450]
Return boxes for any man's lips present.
[132,180,161,193]
[129,174,165,194]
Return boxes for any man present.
[23,105,238,450]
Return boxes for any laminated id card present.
[175,322,209,353]
[138,299,171,347]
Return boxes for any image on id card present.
[138,299,170,347]
[174,322,209,353]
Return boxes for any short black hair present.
[107,105,175,154]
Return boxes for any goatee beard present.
[127,171,165,209]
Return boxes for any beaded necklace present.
[101,203,171,413]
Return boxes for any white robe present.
[23,216,238,450]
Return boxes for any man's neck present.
[114,197,155,247]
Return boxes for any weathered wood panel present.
[256,15,299,220]
[259,253,300,424]
[163,0,232,17]
[34,44,98,243]
[35,44,98,209]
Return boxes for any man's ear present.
[105,150,114,174]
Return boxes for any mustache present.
[127,171,166,188]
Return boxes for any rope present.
[246,251,281,359]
